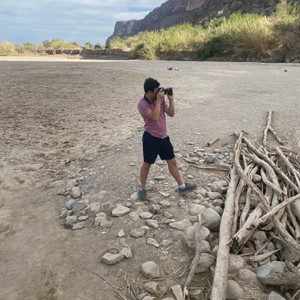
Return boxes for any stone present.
[129,212,139,222]
[160,200,171,207]
[162,239,172,247]
[70,186,82,199]
[119,245,132,258]
[169,219,192,231]
[237,268,260,285]
[112,204,130,217]
[211,180,228,193]
[130,192,139,201]
[89,202,101,213]
[228,254,245,275]
[267,291,286,300]
[140,212,153,219]
[118,229,125,237]
[149,204,161,214]
[188,204,205,216]
[101,253,124,265]
[171,284,184,300]
[145,219,159,228]
[257,261,286,285]
[65,199,76,210]
[226,280,244,299]
[207,192,222,200]
[147,238,160,248]
[78,215,88,221]
[72,201,87,214]
[182,225,211,249]
[131,228,146,238]
[64,215,77,228]
[141,261,160,278]
[144,281,159,295]
[195,253,215,273]
[201,208,221,231]
[72,223,84,230]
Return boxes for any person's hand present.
[156,89,165,101]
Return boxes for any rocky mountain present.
[107,0,300,44]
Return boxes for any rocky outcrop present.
[107,0,300,44]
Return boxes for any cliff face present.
[107,0,300,44]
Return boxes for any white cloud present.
[0,0,166,45]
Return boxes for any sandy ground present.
[0,57,300,300]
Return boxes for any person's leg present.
[166,158,184,186]
[140,162,151,189]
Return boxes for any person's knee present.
[142,162,151,171]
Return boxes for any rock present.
[171,284,184,300]
[228,254,245,275]
[130,192,139,201]
[129,212,139,222]
[147,238,160,248]
[131,228,146,238]
[160,200,171,207]
[195,253,215,273]
[78,215,88,221]
[281,245,300,262]
[141,261,160,278]
[188,204,205,216]
[145,219,159,228]
[89,202,101,213]
[207,192,222,200]
[257,261,286,285]
[112,204,130,217]
[159,191,170,197]
[140,212,153,219]
[226,280,244,299]
[267,291,286,300]
[211,180,228,193]
[72,223,84,230]
[149,204,161,214]
[237,268,260,285]
[119,240,132,258]
[101,253,124,265]
[162,239,172,247]
[65,199,76,210]
[70,186,82,199]
[182,225,211,249]
[100,201,111,211]
[201,208,221,231]
[64,215,77,228]
[169,219,192,231]
[164,211,174,219]
[72,201,87,214]
[118,229,125,237]
[144,281,159,295]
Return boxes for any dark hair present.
[144,78,160,93]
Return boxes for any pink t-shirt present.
[137,97,168,139]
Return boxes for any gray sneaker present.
[138,189,150,204]
[178,183,197,193]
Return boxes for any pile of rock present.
[57,143,300,299]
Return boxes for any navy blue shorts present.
[142,131,175,164]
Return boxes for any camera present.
[160,87,173,96]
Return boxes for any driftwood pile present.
[209,111,300,299]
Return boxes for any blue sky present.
[0,0,165,46]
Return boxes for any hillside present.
[107,0,300,43]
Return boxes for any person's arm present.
[165,94,175,117]
[145,90,165,121]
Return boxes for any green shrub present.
[129,43,157,60]
[0,41,15,56]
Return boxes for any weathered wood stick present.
[234,133,300,255]
[211,167,239,300]
[276,146,300,188]
[287,205,300,243]
[243,151,284,197]
[250,249,280,262]
[183,222,201,298]
[263,110,273,147]
[239,166,258,228]
[260,168,283,198]
[232,164,252,236]
[269,126,284,145]
[243,136,299,193]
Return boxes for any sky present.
[0,0,165,46]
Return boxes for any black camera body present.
[160,87,173,96]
